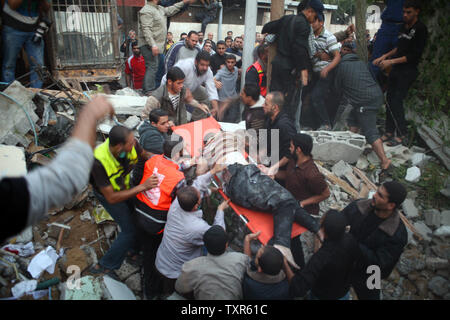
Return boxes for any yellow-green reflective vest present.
[94,138,138,191]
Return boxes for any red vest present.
[247,61,266,97]
[136,155,185,211]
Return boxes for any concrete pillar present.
[217,1,223,42]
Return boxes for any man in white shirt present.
[153,172,228,298]
[161,51,219,120]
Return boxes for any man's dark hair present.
[177,186,200,211]
[297,0,324,15]
[224,54,236,61]
[259,246,283,276]
[227,30,233,34]
[269,91,284,111]
[167,31,172,35]
[383,181,407,209]
[234,36,243,41]
[195,50,211,63]
[180,32,187,37]
[198,31,204,35]
[204,39,212,45]
[149,109,169,124]
[167,66,185,82]
[163,135,184,158]
[109,125,132,146]
[203,225,228,256]
[256,43,269,58]
[322,209,348,242]
[216,40,226,46]
[243,83,260,101]
[131,41,139,48]
[225,36,232,42]
[403,0,421,10]
[291,133,313,156]
[188,30,198,38]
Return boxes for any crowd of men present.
[1,0,429,301]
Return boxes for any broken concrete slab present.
[0,81,40,147]
[413,221,432,242]
[60,275,103,300]
[402,199,419,219]
[410,153,431,167]
[0,145,27,179]
[123,115,141,130]
[331,160,352,177]
[384,144,413,166]
[307,131,366,164]
[102,275,136,300]
[103,94,148,116]
[356,156,369,171]
[115,88,141,97]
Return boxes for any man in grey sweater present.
[0,96,116,243]
[333,47,391,172]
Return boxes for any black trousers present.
[134,202,167,298]
[385,65,418,137]
[351,274,381,300]
[270,56,298,119]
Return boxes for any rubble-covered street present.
[0,79,449,300]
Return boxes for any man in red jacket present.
[125,44,146,90]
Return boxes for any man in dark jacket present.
[284,210,359,300]
[261,0,324,120]
[341,180,408,300]
[195,0,220,34]
[333,49,392,173]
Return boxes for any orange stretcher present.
[172,118,307,245]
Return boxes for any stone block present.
[434,226,450,238]
[413,222,432,242]
[307,131,366,164]
[397,249,426,275]
[424,209,441,228]
[0,145,27,179]
[441,210,450,226]
[105,94,148,116]
[402,199,419,219]
[123,115,141,130]
[331,160,352,177]
[425,257,449,270]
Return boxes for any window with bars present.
[50,0,120,68]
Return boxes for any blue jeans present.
[94,191,138,270]
[369,22,402,80]
[1,25,44,88]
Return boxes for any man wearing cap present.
[261,0,324,129]
[175,225,250,300]
[341,180,408,300]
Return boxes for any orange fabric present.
[136,155,185,211]
[218,189,307,245]
[246,61,267,97]
[172,117,221,158]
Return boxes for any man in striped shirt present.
[304,12,341,130]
